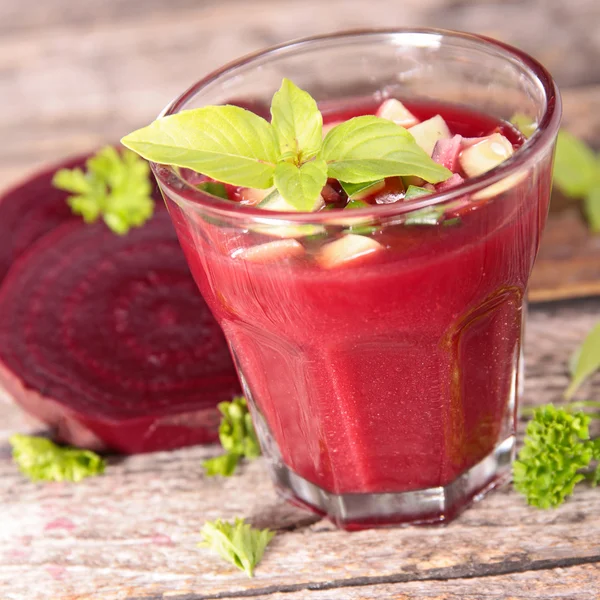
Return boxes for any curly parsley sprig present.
[53,146,154,235]
[514,321,600,508]
[203,396,261,477]
[513,405,600,508]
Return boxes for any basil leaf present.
[274,159,328,211]
[271,78,322,162]
[121,106,279,189]
[320,116,452,184]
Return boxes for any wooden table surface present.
[2,1,600,598]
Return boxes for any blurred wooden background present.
[2,0,600,189]
[1,2,600,599]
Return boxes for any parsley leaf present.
[513,405,597,508]
[203,396,260,477]
[565,322,600,399]
[553,131,599,199]
[200,518,275,577]
[53,146,154,235]
[10,434,105,482]
[583,186,600,233]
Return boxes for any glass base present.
[267,436,515,530]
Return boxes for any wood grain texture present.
[1,299,600,600]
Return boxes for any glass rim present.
[152,28,561,224]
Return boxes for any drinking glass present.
[151,29,561,529]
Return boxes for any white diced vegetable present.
[259,190,324,212]
[237,239,305,263]
[459,133,514,178]
[317,234,383,269]
[376,99,419,128]
[239,186,274,205]
[408,115,451,155]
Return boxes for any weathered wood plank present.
[217,564,600,599]
[1,299,599,600]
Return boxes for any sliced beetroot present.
[432,135,463,171]
[0,159,79,282]
[0,154,161,283]
[0,162,240,453]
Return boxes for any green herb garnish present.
[509,113,537,139]
[200,518,275,577]
[513,405,600,508]
[511,115,600,233]
[196,181,229,199]
[10,434,105,482]
[203,396,260,477]
[340,180,384,200]
[565,322,600,399]
[121,79,451,211]
[53,146,154,235]
[554,131,600,232]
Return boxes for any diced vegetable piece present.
[255,190,325,238]
[408,115,451,155]
[259,190,324,212]
[404,185,432,201]
[317,234,383,269]
[376,99,419,128]
[459,133,514,178]
[340,180,385,200]
[345,199,369,210]
[436,173,464,192]
[239,186,274,205]
[402,175,425,188]
[238,239,305,263]
[373,177,405,205]
[432,135,463,171]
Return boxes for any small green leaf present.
[553,131,599,198]
[203,397,260,477]
[203,453,240,477]
[271,78,322,163]
[339,180,383,199]
[196,181,229,200]
[10,434,105,482]
[404,185,433,201]
[200,518,275,577]
[320,116,452,184]
[345,199,369,210]
[121,106,279,189]
[510,113,537,139]
[583,186,600,233]
[565,323,600,399]
[53,147,155,235]
[405,206,444,226]
[274,159,328,211]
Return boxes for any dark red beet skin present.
[0,157,241,453]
